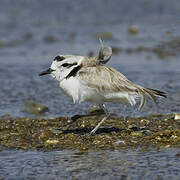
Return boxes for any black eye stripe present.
[54,56,65,61]
[66,65,81,79]
[62,63,70,67]
[62,62,77,68]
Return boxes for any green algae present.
[0,114,179,152]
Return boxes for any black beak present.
[39,68,54,76]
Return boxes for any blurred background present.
[1,1,180,179]
[0,0,180,117]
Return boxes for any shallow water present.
[1,33,180,118]
[0,0,180,118]
[0,0,180,179]
[0,149,180,179]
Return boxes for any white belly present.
[59,77,138,106]
[59,77,104,104]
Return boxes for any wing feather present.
[78,65,138,93]
[77,65,166,109]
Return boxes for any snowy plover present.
[39,40,166,134]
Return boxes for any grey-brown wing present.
[78,65,164,110]
[78,65,139,93]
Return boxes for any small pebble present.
[128,125,139,131]
[174,114,180,120]
[114,140,126,145]
[131,132,143,137]
[175,153,180,157]
[140,119,150,125]
[88,105,104,114]
[46,139,59,145]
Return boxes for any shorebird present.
[39,39,166,134]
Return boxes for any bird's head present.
[39,55,83,82]
[39,39,112,82]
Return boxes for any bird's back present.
[77,64,166,108]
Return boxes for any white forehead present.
[60,55,84,63]
[50,55,84,69]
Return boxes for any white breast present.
[59,77,139,106]
[59,77,104,104]
[59,77,80,103]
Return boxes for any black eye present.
[62,63,70,67]
[54,56,65,61]
[62,62,77,68]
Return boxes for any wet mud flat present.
[0,113,180,152]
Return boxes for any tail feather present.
[138,89,146,110]
[146,88,167,98]
[137,87,167,110]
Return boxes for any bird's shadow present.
[66,112,117,124]
[60,112,124,135]
[62,127,124,135]
[66,113,102,124]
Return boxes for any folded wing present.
[78,65,166,109]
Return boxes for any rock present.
[128,25,139,35]
[126,48,133,54]
[46,139,59,145]
[136,46,146,53]
[165,144,171,148]
[142,130,152,136]
[24,100,49,115]
[114,140,126,146]
[155,136,162,141]
[88,105,105,114]
[51,129,63,135]
[140,119,150,126]
[0,41,6,47]
[38,130,53,140]
[174,114,180,120]
[87,51,94,57]
[43,35,59,43]
[131,132,143,137]
[111,46,122,55]
[175,153,180,157]
[128,125,139,131]
[23,32,33,40]
[94,32,113,40]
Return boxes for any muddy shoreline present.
[0,113,179,152]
